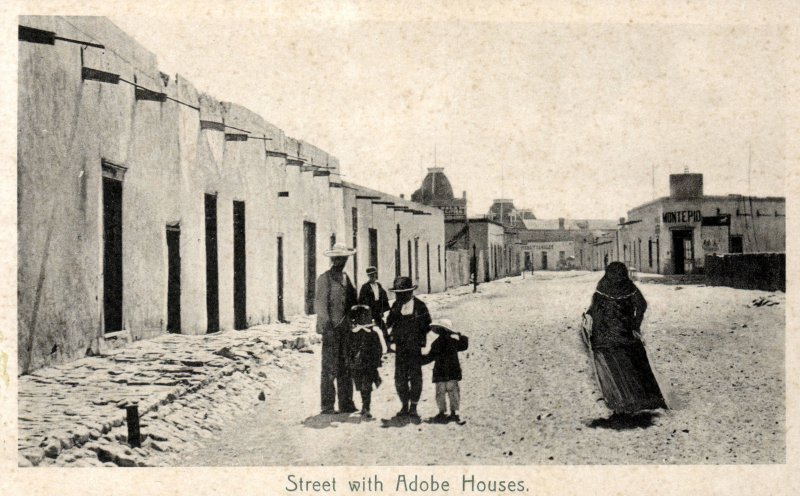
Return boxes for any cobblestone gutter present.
[18,315,320,467]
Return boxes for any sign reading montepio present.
[663,210,702,224]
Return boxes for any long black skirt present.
[592,342,667,414]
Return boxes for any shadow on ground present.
[586,411,662,430]
[380,415,422,429]
[302,412,365,429]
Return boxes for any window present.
[730,235,744,253]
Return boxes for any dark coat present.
[348,328,383,391]
[421,333,469,382]
[358,281,390,325]
[386,297,431,357]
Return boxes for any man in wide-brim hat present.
[358,266,391,351]
[315,243,358,414]
[385,276,431,419]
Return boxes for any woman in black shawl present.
[584,262,667,415]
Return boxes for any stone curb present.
[19,317,320,466]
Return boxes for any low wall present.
[445,249,471,289]
[704,253,785,292]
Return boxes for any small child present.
[349,305,386,419]
[420,319,469,423]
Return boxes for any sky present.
[108,10,790,220]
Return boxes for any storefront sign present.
[438,205,466,220]
[663,210,702,224]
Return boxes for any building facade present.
[521,218,618,271]
[17,17,445,373]
[617,173,785,275]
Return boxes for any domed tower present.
[412,167,454,203]
[411,167,467,220]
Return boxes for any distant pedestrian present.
[583,262,668,417]
[386,276,431,420]
[315,243,358,415]
[348,305,386,419]
[420,319,469,423]
[358,266,391,351]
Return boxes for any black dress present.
[586,274,667,414]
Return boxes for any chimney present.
[400,194,405,199]
[462,191,466,199]
[558,218,565,230]
[619,217,625,226]
[670,173,703,200]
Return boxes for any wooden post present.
[126,405,141,448]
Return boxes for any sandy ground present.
[179,272,784,465]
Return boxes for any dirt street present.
[179,272,784,465]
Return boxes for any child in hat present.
[348,304,386,419]
[420,319,469,423]
[386,276,431,420]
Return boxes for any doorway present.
[426,243,431,293]
[671,229,694,275]
[541,251,548,270]
[304,221,316,314]
[205,194,219,333]
[351,208,358,288]
[233,201,247,329]
[277,236,285,322]
[103,176,123,333]
[166,224,181,333]
[369,228,378,269]
[730,235,743,253]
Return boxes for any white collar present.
[401,298,415,315]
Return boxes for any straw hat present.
[431,319,455,334]
[323,243,356,257]
[365,266,378,275]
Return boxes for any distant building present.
[520,218,618,270]
[412,169,522,285]
[616,173,785,275]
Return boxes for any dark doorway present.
[304,221,317,314]
[352,208,358,288]
[656,238,660,274]
[233,201,247,329]
[426,243,431,293]
[205,194,219,333]
[103,176,123,332]
[277,236,285,322]
[524,252,532,271]
[369,228,378,269]
[671,229,694,275]
[730,235,744,253]
[166,224,181,333]
[541,251,548,270]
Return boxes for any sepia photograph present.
[3,1,798,494]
